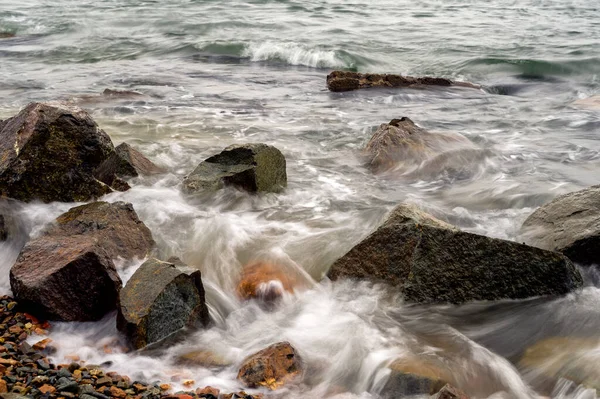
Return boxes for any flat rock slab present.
[183,143,287,194]
[237,342,302,390]
[521,185,600,266]
[328,203,582,304]
[10,235,121,321]
[326,71,480,92]
[117,258,209,349]
[0,102,115,202]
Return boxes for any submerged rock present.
[94,142,165,190]
[364,118,476,174]
[572,96,600,110]
[521,185,600,266]
[0,102,115,202]
[380,358,450,398]
[328,203,582,304]
[237,342,302,390]
[9,201,153,321]
[236,262,298,302]
[433,384,470,399]
[183,143,287,194]
[47,201,155,260]
[117,257,210,349]
[326,71,480,92]
[10,235,121,321]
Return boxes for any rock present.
[380,357,452,398]
[94,143,165,189]
[236,262,297,302]
[0,32,16,39]
[364,118,475,174]
[572,96,600,110]
[45,201,155,260]
[0,102,115,202]
[326,71,480,92]
[176,350,232,368]
[433,384,470,399]
[196,386,220,399]
[521,185,600,266]
[102,89,144,98]
[519,337,600,391]
[237,342,302,390]
[328,203,583,304]
[117,258,209,349]
[183,143,286,194]
[10,235,122,321]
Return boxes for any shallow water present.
[2,0,600,397]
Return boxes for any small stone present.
[57,368,72,378]
[7,302,16,310]
[182,380,194,388]
[0,379,7,393]
[196,386,219,398]
[33,328,47,336]
[159,384,171,391]
[8,325,22,334]
[110,386,127,398]
[36,359,50,370]
[32,338,52,351]
[96,376,113,386]
[39,384,56,394]
[81,395,98,399]
[133,383,147,392]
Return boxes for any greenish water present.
[1,1,600,398]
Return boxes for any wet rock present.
[521,185,600,266]
[0,32,16,39]
[433,384,470,399]
[196,386,220,399]
[364,118,475,174]
[45,201,155,260]
[117,258,209,349]
[380,357,453,398]
[0,102,115,202]
[519,337,600,391]
[237,342,302,390]
[176,350,232,368]
[183,143,287,194]
[102,89,144,98]
[10,235,122,321]
[572,96,600,110]
[326,71,480,92]
[236,262,297,302]
[328,203,583,304]
[94,143,165,190]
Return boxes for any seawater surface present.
[1,0,600,398]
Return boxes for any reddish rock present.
[237,342,302,390]
[110,385,127,398]
[39,384,56,394]
[196,386,220,398]
[236,262,297,302]
[0,379,7,393]
[32,338,52,351]
[433,384,470,399]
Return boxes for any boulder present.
[94,142,165,190]
[237,342,302,390]
[380,358,450,398]
[236,262,297,302]
[9,235,121,321]
[326,71,480,92]
[117,257,210,349]
[183,144,286,194]
[521,185,600,265]
[46,201,155,260]
[328,203,582,304]
[364,118,475,174]
[0,102,115,202]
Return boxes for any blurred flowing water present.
[1,0,600,397]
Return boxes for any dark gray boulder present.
[328,203,582,304]
[183,143,287,194]
[94,142,165,191]
[0,102,115,202]
[117,257,210,349]
[521,185,600,266]
[326,71,481,92]
[10,235,121,321]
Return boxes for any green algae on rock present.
[117,257,209,349]
[328,203,583,304]
[183,143,287,194]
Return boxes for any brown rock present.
[237,342,302,390]
[176,350,231,368]
[32,338,52,351]
[10,235,122,321]
[0,102,115,202]
[326,71,480,92]
[236,262,298,302]
[110,386,127,398]
[0,379,6,393]
[433,384,470,399]
[196,386,220,398]
[364,117,475,174]
[573,96,600,110]
[94,143,165,189]
[39,384,56,394]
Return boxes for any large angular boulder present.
[328,203,582,304]
[183,144,286,194]
[10,236,121,321]
[237,342,302,390]
[364,118,475,174]
[117,257,210,349]
[46,201,155,260]
[521,185,600,266]
[94,142,165,190]
[326,71,480,92]
[9,201,154,321]
[0,102,115,202]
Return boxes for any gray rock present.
[326,71,480,92]
[183,143,286,194]
[381,371,445,398]
[328,203,582,304]
[117,257,210,349]
[0,102,115,202]
[521,185,600,266]
[94,143,165,190]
